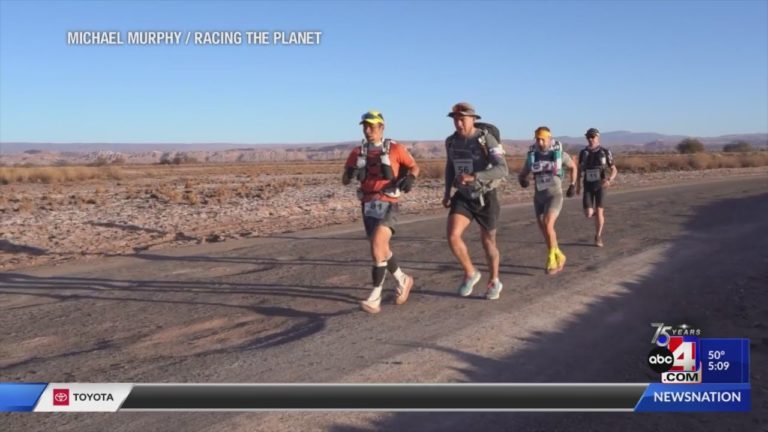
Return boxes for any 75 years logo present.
[648,323,702,383]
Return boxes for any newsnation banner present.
[0,335,750,412]
[0,382,750,412]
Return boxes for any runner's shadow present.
[0,272,362,369]
[0,239,48,255]
[0,272,366,305]
[88,221,167,235]
[558,242,598,247]
[260,235,367,242]
[129,252,374,269]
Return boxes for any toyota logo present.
[53,389,70,406]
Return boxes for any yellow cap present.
[535,130,552,139]
[359,111,384,125]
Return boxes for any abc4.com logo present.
[647,323,702,384]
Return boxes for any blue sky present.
[0,0,766,143]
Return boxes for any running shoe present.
[457,271,481,297]
[485,279,503,300]
[395,275,414,305]
[545,253,559,275]
[360,296,381,314]
[555,248,567,272]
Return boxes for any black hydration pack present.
[578,147,611,183]
[578,147,610,170]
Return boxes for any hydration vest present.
[527,140,564,178]
[579,147,609,170]
[356,139,394,182]
[578,147,610,182]
[354,139,405,199]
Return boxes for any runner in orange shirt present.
[343,111,420,314]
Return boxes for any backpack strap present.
[553,140,564,177]
[446,131,490,161]
[477,129,490,160]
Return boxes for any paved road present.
[2,176,767,431]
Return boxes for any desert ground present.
[2,154,767,271]
[0,154,767,432]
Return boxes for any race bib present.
[364,200,390,219]
[535,173,554,191]
[586,168,601,182]
[453,158,474,175]
[531,160,554,173]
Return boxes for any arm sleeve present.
[474,134,509,183]
[605,148,615,167]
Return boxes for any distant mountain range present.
[1,132,765,165]
[553,131,768,151]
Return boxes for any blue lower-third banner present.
[0,383,751,412]
[635,383,751,412]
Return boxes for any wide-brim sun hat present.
[447,102,481,119]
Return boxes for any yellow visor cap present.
[360,111,384,125]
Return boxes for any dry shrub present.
[735,152,768,168]
[106,166,124,180]
[419,161,446,179]
[255,181,288,200]
[125,185,140,199]
[646,158,666,171]
[666,156,690,171]
[689,153,713,170]
[617,156,650,173]
[264,181,288,196]
[149,186,182,203]
[184,192,200,205]
[18,197,35,213]
[161,187,182,203]
[738,155,759,168]
[712,155,741,169]
[0,166,124,184]
[211,185,233,203]
[70,194,89,208]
